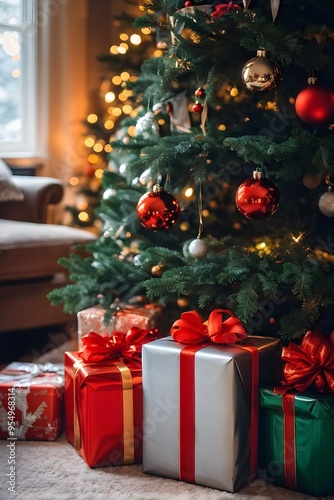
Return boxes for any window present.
[0,0,37,157]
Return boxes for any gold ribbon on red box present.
[170,309,259,481]
[71,326,160,465]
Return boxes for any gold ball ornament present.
[241,49,281,94]
[188,238,208,259]
[177,297,190,308]
[318,190,334,217]
[151,264,165,276]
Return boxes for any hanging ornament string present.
[197,180,204,239]
[188,181,208,258]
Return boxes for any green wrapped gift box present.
[259,387,334,497]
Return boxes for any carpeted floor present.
[0,338,333,500]
[0,431,330,500]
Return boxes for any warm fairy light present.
[88,154,98,164]
[130,34,141,45]
[139,4,145,10]
[125,231,132,238]
[184,187,194,198]
[257,102,263,108]
[129,75,137,82]
[153,49,163,57]
[202,209,209,217]
[291,232,304,243]
[233,222,242,230]
[122,104,133,114]
[12,69,20,78]
[256,242,267,250]
[112,75,122,85]
[218,124,227,131]
[121,71,130,81]
[230,87,238,97]
[104,119,115,130]
[118,92,128,102]
[117,46,127,54]
[128,125,136,136]
[77,199,88,210]
[141,27,152,35]
[111,108,122,116]
[119,42,129,51]
[78,211,89,222]
[130,109,138,118]
[122,89,133,97]
[69,176,79,186]
[119,33,128,41]
[104,144,112,153]
[244,117,250,122]
[265,101,277,110]
[87,113,98,123]
[93,143,104,152]
[289,97,295,105]
[180,222,190,231]
[95,168,104,179]
[110,45,119,54]
[105,91,116,103]
[84,137,95,148]
[158,118,165,125]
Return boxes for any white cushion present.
[0,159,24,202]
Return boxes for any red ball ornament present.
[192,102,203,113]
[184,1,193,6]
[136,184,181,231]
[235,170,280,220]
[295,76,334,126]
[194,87,205,98]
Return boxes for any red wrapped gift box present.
[65,327,160,467]
[0,362,64,441]
[65,352,143,467]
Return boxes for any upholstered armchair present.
[0,164,96,333]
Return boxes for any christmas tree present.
[49,0,334,341]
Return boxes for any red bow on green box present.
[79,327,161,364]
[170,309,247,344]
[281,330,334,393]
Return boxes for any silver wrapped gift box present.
[142,335,282,493]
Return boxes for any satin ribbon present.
[282,394,297,490]
[280,330,334,393]
[79,327,160,364]
[242,0,280,21]
[0,361,64,386]
[178,342,259,482]
[173,309,257,482]
[72,358,135,464]
[212,2,240,18]
[171,309,247,344]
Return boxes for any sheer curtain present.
[37,0,89,222]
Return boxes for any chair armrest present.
[0,176,64,223]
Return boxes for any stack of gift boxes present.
[1,304,333,497]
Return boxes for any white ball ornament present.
[318,190,334,217]
[188,238,208,259]
[135,111,159,139]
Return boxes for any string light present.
[130,34,141,45]
[87,113,98,123]
[291,232,305,243]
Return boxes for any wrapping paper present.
[260,388,334,496]
[0,362,64,441]
[142,335,282,492]
[64,351,143,467]
[77,303,164,347]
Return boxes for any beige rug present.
[0,340,332,500]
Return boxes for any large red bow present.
[170,309,247,344]
[281,330,334,393]
[78,327,160,364]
